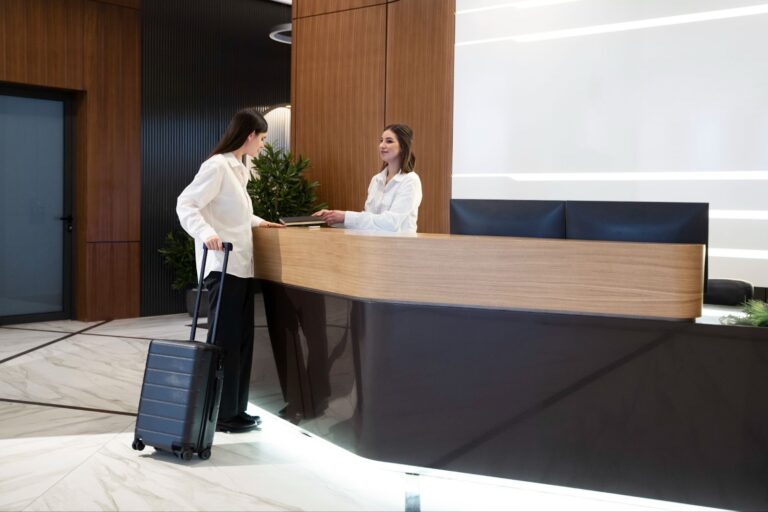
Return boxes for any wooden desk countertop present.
[253,227,705,320]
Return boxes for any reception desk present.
[253,228,704,320]
[253,227,768,510]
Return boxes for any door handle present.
[59,215,73,232]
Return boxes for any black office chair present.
[450,199,566,238]
[704,279,754,306]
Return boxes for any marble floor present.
[0,301,723,511]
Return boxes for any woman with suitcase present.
[177,107,283,433]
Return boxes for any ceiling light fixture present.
[269,23,292,44]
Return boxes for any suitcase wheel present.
[132,438,145,451]
[199,447,211,460]
[178,447,194,461]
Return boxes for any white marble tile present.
[87,314,209,342]
[4,403,717,512]
[0,334,149,413]
[0,329,65,361]
[26,409,406,512]
[0,313,726,512]
[414,471,722,511]
[1,320,102,334]
[23,428,298,512]
[0,402,133,512]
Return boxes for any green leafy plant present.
[158,229,196,291]
[719,299,768,327]
[248,144,326,221]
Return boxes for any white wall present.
[453,0,768,286]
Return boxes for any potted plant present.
[719,299,768,327]
[248,143,326,220]
[159,229,208,317]
[160,144,325,315]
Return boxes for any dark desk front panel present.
[260,280,768,510]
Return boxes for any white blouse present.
[177,152,265,279]
[344,169,422,233]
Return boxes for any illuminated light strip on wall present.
[452,171,768,181]
[455,4,768,46]
[710,210,768,220]
[456,0,582,15]
[709,248,768,260]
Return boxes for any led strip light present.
[456,4,768,46]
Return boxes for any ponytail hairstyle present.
[208,107,268,158]
[381,123,416,173]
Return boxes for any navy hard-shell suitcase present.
[132,243,232,460]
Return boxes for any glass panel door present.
[0,87,72,323]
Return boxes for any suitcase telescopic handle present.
[189,242,233,342]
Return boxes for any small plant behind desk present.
[247,143,327,221]
[159,229,196,291]
[719,299,768,327]
[159,229,207,316]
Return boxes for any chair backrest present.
[565,200,709,288]
[450,199,566,238]
[704,279,753,306]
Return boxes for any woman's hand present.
[312,210,329,217]
[321,210,345,225]
[258,221,284,228]
[204,235,223,251]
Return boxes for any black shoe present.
[238,412,262,425]
[216,416,257,433]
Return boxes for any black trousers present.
[204,271,254,420]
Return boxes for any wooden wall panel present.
[4,0,140,321]
[74,92,88,320]
[292,7,386,213]
[295,0,388,19]
[0,0,84,89]
[292,0,455,233]
[386,0,454,234]
[92,0,140,8]
[83,0,141,242]
[83,242,140,320]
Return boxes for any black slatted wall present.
[141,0,291,315]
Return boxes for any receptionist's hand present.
[312,209,328,217]
[321,210,345,225]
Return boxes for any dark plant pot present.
[185,287,209,317]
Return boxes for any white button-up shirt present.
[344,169,422,233]
[177,153,265,279]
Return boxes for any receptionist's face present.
[379,129,401,166]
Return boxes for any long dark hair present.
[208,107,268,158]
[381,123,416,173]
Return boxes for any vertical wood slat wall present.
[291,0,455,234]
[1,0,141,320]
[139,0,291,317]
